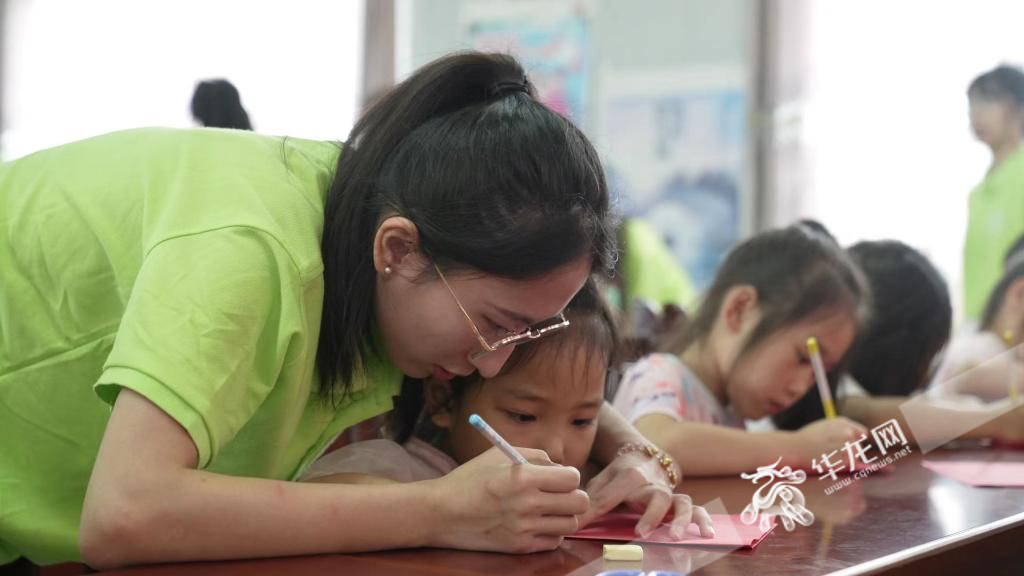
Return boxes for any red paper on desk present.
[922,460,1024,487]
[568,512,777,549]
[993,438,1024,450]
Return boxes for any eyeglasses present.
[433,262,570,360]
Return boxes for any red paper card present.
[993,438,1024,450]
[922,460,1024,487]
[568,512,777,549]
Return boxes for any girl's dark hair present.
[968,65,1024,107]
[771,364,845,432]
[981,234,1024,330]
[774,240,952,430]
[846,241,951,396]
[317,52,616,401]
[190,79,253,130]
[795,218,838,245]
[665,224,870,363]
[389,277,619,443]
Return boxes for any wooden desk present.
[100,449,1024,575]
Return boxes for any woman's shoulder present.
[128,128,338,281]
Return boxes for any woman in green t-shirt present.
[1,52,686,569]
[964,65,1024,320]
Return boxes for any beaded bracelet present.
[616,442,681,489]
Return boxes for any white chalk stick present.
[602,544,643,561]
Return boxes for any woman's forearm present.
[80,389,436,569]
[591,402,652,465]
[82,469,435,569]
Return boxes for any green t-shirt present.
[964,148,1024,320]
[618,218,697,311]
[0,128,402,565]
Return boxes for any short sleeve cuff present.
[95,366,214,468]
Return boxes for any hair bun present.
[489,77,531,99]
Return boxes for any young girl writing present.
[612,224,870,476]
[777,240,1024,446]
[303,280,716,539]
[931,235,1024,402]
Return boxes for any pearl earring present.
[384,266,392,275]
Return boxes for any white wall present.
[803,0,1024,323]
[399,0,754,135]
[396,0,758,283]
[2,0,364,160]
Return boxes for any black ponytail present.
[317,52,616,401]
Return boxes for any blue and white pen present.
[468,413,528,464]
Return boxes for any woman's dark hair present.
[317,52,617,401]
[774,240,951,430]
[981,234,1024,331]
[665,224,870,364]
[190,79,253,130]
[389,277,619,443]
[968,65,1024,108]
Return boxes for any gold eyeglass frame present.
[432,262,570,361]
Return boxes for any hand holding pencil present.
[424,418,589,553]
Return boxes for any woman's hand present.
[578,449,712,538]
[423,447,589,554]
[626,488,715,539]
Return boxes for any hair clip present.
[489,78,530,98]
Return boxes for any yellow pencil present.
[1004,330,1019,403]
[807,337,837,419]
